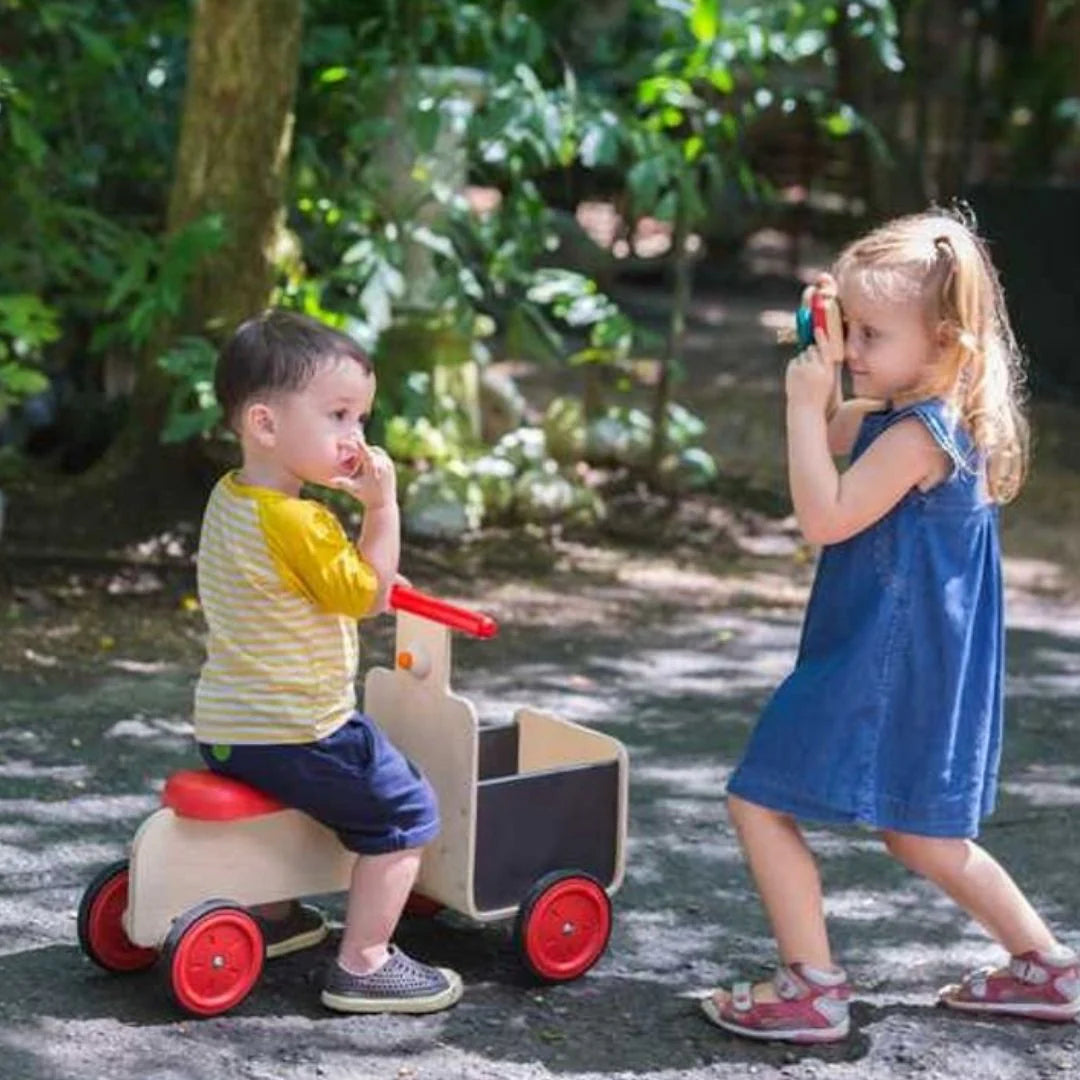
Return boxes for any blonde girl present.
[702,210,1078,1043]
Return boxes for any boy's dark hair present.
[215,309,372,431]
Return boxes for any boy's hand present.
[333,443,397,509]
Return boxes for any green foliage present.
[1,2,188,282]
[0,295,57,419]
[94,215,226,353]
[12,0,1074,523]
[156,336,221,444]
[609,0,901,230]
[0,0,192,450]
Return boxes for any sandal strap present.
[774,967,806,1001]
[959,965,994,993]
[1009,955,1050,985]
[731,981,753,1012]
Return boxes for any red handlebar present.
[388,584,498,638]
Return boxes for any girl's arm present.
[827,399,878,457]
[788,406,948,545]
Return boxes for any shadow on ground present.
[2,574,1080,1079]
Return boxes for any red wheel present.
[403,891,444,918]
[514,871,612,982]
[164,901,264,1017]
[77,860,158,973]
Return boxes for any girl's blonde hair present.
[834,209,1029,503]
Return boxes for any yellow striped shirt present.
[194,472,378,744]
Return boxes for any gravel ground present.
[2,567,1079,1080]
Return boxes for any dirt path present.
[1,551,1079,1080]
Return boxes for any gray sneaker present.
[260,902,329,959]
[321,945,464,1014]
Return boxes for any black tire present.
[77,859,158,973]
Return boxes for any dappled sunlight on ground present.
[3,571,1080,1075]
[1000,764,1080,808]
[5,272,1080,1074]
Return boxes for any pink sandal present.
[938,949,1080,1022]
[701,963,851,1043]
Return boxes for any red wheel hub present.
[523,876,611,981]
[83,868,157,972]
[170,908,264,1016]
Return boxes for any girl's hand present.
[333,443,397,509]
[786,342,837,413]
[805,276,844,368]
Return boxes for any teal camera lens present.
[796,305,814,348]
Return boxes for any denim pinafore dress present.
[726,398,1003,838]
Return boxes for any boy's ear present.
[243,401,277,447]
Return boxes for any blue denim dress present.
[727,398,1003,838]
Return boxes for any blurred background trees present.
[1,0,1077,543]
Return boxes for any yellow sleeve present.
[257,496,379,619]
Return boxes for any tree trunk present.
[167,0,302,337]
[650,198,691,478]
[96,0,302,496]
[131,0,302,439]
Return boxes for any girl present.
[702,210,1079,1043]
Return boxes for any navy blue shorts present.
[198,713,439,855]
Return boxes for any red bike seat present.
[162,769,284,821]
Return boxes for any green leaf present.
[627,158,668,212]
[579,114,621,167]
[157,336,217,377]
[104,252,150,313]
[661,105,684,128]
[342,239,375,267]
[562,293,615,327]
[708,65,734,95]
[412,103,442,154]
[654,189,679,222]
[823,106,855,137]
[0,294,60,346]
[71,25,120,67]
[0,364,47,394]
[318,66,350,85]
[359,257,405,333]
[690,0,719,44]
[9,110,47,168]
[410,225,457,260]
[525,270,592,305]
[160,404,222,444]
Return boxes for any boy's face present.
[245,356,375,493]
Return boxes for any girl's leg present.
[338,847,422,974]
[881,831,1058,955]
[712,794,835,1007]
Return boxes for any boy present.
[194,309,462,1014]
